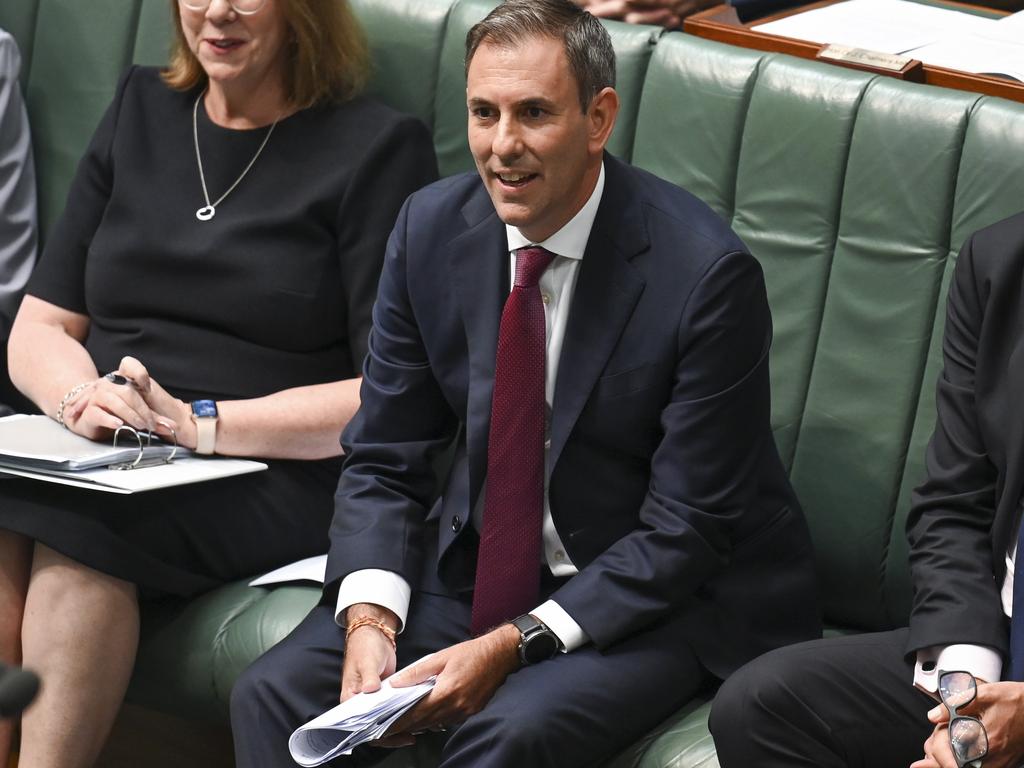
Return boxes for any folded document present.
[0,414,267,493]
[289,673,436,766]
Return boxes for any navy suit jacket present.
[326,154,820,678]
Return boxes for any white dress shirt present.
[913,544,1014,692]
[336,164,607,653]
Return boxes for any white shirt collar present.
[505,161,605,261]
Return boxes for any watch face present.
[523,631,559,664]
[191,399,218,418]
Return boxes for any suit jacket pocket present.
[592,363,660,400]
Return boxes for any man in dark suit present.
[711,213,1024,768]
[230,1,819,765]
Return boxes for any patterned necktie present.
[470,246,556,635]
[1009,519,1024,680]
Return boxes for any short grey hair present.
[465,0,616,112]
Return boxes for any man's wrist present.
[345,603,399,632]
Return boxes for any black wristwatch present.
[511,614,561,665]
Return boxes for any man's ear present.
[587,87,620,154]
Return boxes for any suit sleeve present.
[905,233,1007,657]
[550,249,777,649]
[324,194,459,595]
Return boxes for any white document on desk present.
[754,0,995,54]
[289,670,436,766]
[0,456,268,494]
[906,11,1024,80]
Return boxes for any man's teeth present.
[499,173,529,182]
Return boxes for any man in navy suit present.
[231,1,819,765]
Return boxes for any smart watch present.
[511,614,561,665]
[190,399,219,455]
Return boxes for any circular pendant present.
[196,205,216,221]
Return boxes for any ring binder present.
[109,426,179,470]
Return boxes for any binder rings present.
[0,414,267,493]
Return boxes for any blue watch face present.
[192,399,218,418]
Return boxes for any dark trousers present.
[710,628,937,767]
[231,568,707,768]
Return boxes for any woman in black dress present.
[0,0,437,765]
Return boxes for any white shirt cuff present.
[334,569,412,633]
[532,599,590,653]
[913,644,1003,693]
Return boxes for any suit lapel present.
[549,157,649,471]
[449,186,508,508]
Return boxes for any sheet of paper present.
[908,34,1024,80]
[249,554,327,587]
[0,456,267,493]
[754,0,995,54]
[289,670,436,766]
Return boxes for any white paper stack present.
[288,677,436,766]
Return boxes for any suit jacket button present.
[451,515,462,532]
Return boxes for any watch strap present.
[194,416,217,454]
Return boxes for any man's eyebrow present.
[466,96,558,110]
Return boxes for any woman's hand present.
[62,356,183,443]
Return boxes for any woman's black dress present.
[0,66,438,596]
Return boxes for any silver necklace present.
[192,90,280,221]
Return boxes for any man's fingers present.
[390,656,443,688]
[927,703,949,723]
[585,0,630,17]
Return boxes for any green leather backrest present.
[635,33,1024,631]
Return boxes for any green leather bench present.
[4,0,1024,765]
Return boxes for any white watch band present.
[193,415,217,454]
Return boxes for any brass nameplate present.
[818,44,912,72]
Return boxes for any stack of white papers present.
[907,12,1024,81]
[753,0,994,54]
[288,676,436,766]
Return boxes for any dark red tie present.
[470,246,556,635]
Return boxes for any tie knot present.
[514,247,556,288]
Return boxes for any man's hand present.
[384,623,521,737]
[341,604,399,702]
[578,0,718,28]
[911,681,1024,768]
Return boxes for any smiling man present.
[230,1,820,765]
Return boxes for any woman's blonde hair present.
[162,0,370,108]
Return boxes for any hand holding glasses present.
[937,671,988,768]
[179,0,267,15]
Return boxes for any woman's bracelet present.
[56,381,94,429]
[345,615,397,650]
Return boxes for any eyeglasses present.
[937,671,988,768]
[179,0,268,15]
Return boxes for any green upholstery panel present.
[130,583,320,722]
[0,0,39,87]
[351,0,454,128]
[24,0,143,235]
[633,34,762,222]
[731,58,871,471]
[790,80,978,629]
[608,699,720,768]
[133,0,175,68]
[432,0,659,177]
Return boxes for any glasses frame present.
[179,0,268,16]
[937,670,989,768]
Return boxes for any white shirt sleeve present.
[913,644,1003,693]
[532,599,591,653]
[334,569,412,633]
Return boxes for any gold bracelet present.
[56,381,94,429]
[346,615,397,650]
